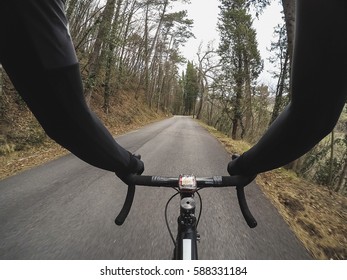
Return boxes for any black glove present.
[128,153,144,175]
[116,153,144,184]
[227,154,256,186]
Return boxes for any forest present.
[0,0,346,195]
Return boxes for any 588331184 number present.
[193,266,247,276]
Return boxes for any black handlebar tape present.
[132,175,156,186]
[115,184,135,225]
[236,186,257,228]
[132,175,178,187]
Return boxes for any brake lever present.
[115,184,136,225]
[236,186,257,228]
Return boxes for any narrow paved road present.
[0,116,311,259]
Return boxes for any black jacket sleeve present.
[0,0,139,174]
[233,0,347,175]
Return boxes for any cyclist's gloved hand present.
[116,153,144,185]
[227,154,256,186]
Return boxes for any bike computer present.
[179,175,197,192]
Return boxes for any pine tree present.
[268,23,290,125]
[217,0,263,139]
[184,61,199,116]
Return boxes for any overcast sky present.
[172,0,283,87]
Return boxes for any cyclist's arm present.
[231,0,347,175]
[0,1,142,175]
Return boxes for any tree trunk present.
[196,86,204,119]
[118,0,137,89]
[196,61,209,120]
[243,58,253,139]
[270,50,289,124]
[103,0,123,113]
[84,0,116,105]
[103,55,112,113]
[231,87,242,140]
[232,57,243,140]
[281,0,295,63]
[281,0,295,100]
[142,1,150,101]
[208,98,215,126]
[147,0,169,104]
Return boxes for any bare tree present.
[84,0,116,105]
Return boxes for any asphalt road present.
[0,116,311,259]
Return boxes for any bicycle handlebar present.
[115,174,257,228]
[115,184,135,226]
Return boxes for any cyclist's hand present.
[116,153,144,185]
[227,154,256,186]
[130,154,144,175]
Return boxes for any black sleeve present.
[0,0,132,173]
[235,0,347,175]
